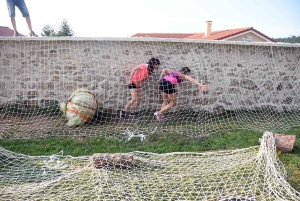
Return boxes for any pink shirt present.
[164,71,182,85]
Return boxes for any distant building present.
[0,26,25,37]
[132,21,276,43]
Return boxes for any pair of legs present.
[122,85,142,114]
[159,92,177,115]
[10,17,34,34]
[6,0,37,36]
[155,79,177,120]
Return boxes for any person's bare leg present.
[10,17,18,34]
[123,88,137,112]
[25,17,38,36]
[161,92,169,110]
[159,93,177,115]
[131,88,141,113]
[25,17,33,32]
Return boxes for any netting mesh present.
[0,132,299,200]
[0,38,299,140]
[0,38,300,200]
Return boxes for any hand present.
[200,85,209,92]
[128,80,132,84]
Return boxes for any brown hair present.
[147,57,161,75]
[180,67,191,75]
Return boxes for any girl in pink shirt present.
[120,58,161,119]
[154,67,209,121]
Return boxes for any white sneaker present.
[154,111,163,121]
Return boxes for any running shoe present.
[154,111,163,121]
[29,31,38,37]
[120,110,126,119]
[129,111,140,118]
[13,31,19,37]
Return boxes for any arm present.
[183,75,202,86]
[128,65,142,84]
[184,75,209,92]
[159,68,172,79]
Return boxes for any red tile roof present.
[132,27,276,42]
[0,26,25,37]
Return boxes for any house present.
[0,26,25,37]
[132,21,276,43]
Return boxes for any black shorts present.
[160,79,176,94]
[128,83,140,89]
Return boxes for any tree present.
[273,35,300,43]
[56,19,75,37]
[41,24,55,37]
[40,19,75,37]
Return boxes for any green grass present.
[276,127,300,191]
[0,128,299,192]
[0,130,263,156]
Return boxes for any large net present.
[0,37,299,140]
[0,37,300,200]
[0,131,299,200]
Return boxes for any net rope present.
[0,38,299,140]
[0,132,299,200]
[0,38,300,200]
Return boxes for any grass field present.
[0,128,299,193]
[1,105,300,198]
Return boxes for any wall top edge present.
[0,36,300,47]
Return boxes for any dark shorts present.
[128,83,140,89]
[160,79,176,94]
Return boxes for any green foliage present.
[56,19,75,37]
[274,35,300,43]
[40,19,75,37]
[41,24,55,37]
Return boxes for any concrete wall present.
[0,37,299,114]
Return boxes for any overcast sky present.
[0,0,299,38]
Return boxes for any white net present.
[0,37,300,140]
[0,37,300,200]
[0,132,299,200]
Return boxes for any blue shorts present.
[6,0,30,17]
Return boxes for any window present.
[243,35,252,42]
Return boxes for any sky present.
[0,0,300,38]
